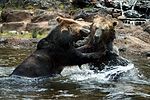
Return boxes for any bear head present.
[90,15,117,51]
[56,16,92,42]
[92,15,117,44]
[37,16,92,50]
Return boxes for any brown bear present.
[37,16,92,50]
[76,15,117,53]
[10,16,100,77]
[56,16,92,41]
[75,15,129,70]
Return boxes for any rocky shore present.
[0,0,149,58]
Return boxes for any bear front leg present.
[67,48,104,66]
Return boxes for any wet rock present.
[94,3,115,15]
[1,22,25,32]
[135,0,150,18]
[1,9,32,22]
[124,10,143,18]
[73,8,112,22]
[74,9,97,22]
[105,0,149,19]
[71,0,96,8]
[0,38,7,44]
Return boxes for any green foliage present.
[59,4,65,10]
[47,7,52,11]
[0,31,47,39]
[26,5,35,10]
[32,30,37,38]
[67,6,80,15]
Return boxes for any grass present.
[0,32,48,39]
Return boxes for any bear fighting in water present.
[10,17,100,77]
[10,16,129,77]
[75,15,129,70]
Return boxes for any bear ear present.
[57,16,78,25]
[113,21,117,26]
[56,16,63,23]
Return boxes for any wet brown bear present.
[10,17,99,77]
[76,15,129,70]
[76,15,117,54]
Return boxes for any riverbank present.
[0,0,149,59]
[1,21,149,58]
[114,22,150,59]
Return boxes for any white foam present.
[61,63,137,83]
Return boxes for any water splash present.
[119,0,125,17]
[127,0,138,11]
[62,63,150,99]
[119,0,138,17]
[61,63,140,83]
[0,67,15,76]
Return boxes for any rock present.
[7,31,19,34]
[145,52,150,57]
[105,0,149,19]
[143,51,150,57]
[142,22,150,34]
[1,22,25,32]
[73,8,112,22]
[0,0,8,5]
[26,22,50,32]
[117,15,126,19]
[71,0,96,8]
[144,25,150,34]
[135,0,150,18]
[0,37,7,44]
[74,9,96,22]
[112,12,121,18]
[31,14,55,23]
[24,0,70,9]
[1,9,32,22]
[142,51,150,57]
[124,10,143,18]
[115,24,150,56]
[4,38,37,49]
[32,9,57,23]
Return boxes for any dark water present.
[0,48,150,100]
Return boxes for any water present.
[119,0,125,17]
[130,0,137,11]
[119,0,138,17]
[0,48,150,99]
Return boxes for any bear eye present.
[101,29,105,32]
